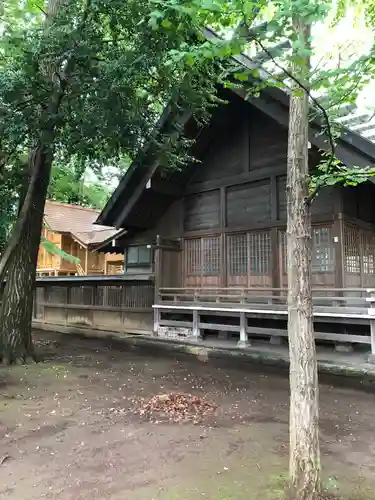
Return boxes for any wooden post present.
[332,214,344,290]
[220,188,227,288]
[271,227,280,303]
[359,229,365,288]
[237,311,249,348]
[367,289,375,361]
[153,307,160,336]
[192,309,201,340]
[154,235,162,305]
[84,247,89,275]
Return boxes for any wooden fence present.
[33,275,154,335]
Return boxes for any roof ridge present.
[45,200,100,213]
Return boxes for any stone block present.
[157,326,193,340]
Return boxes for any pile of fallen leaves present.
[137,393,216,423]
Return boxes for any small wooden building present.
[37,201,125,276]
[95,83,375,348]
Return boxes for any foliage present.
[0,160,26,256]
[147,0,375,193]
[48,160,112,210]
[0,0,224,267]
[39,235,79,264]
[0,0,222,175]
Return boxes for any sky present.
[312,11,374,112]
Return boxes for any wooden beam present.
[185,164,285,195]
[182,214,334,238]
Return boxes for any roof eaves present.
[91,228,128,252]
[70,233,89,249]
[95,103,175,226]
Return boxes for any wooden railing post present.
[192,308,201,340]
[367,289,375,361]
[237,311,250,348]
[153,307,160,336]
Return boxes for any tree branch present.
[238,16,339,203]
[249,36,336,166]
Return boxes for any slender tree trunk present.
[0,147,53,364]
[287,16,320,500]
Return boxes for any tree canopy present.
[47,160,121,210]
[1,1,375,498]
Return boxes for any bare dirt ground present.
[1,332,375,500]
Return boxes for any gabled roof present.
[96,28,375,230]
[44,200,122,248]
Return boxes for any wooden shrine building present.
[37,201,125,276]
[94,81,375,349]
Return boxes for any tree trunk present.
[0,0,73,364]
[0,147,53,364]
[287,17,320,500]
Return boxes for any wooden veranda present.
[30,273,375,359]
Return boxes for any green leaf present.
[40,236,80,264]
[234,72,249,82]
[161,18,172,29]
[201,0,221,11]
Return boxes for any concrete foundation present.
[269,336,283,346]
[237,340,251,349]
[335,343,354,353]
[218,331,229,341]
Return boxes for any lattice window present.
[202,237,220,275]
[185,237,220,276]
[362,231,375,275]
[228,233,247,275]
[344,226,360,274]
[312,227,334,272]
[185,239,201,275]
[249,231,270,274]
[280,226,334,273]
[364,255,374,274]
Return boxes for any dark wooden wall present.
[182,103,336,236]
[123,93,347,247]
[342,182,375,225]
[122,93,349,290]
